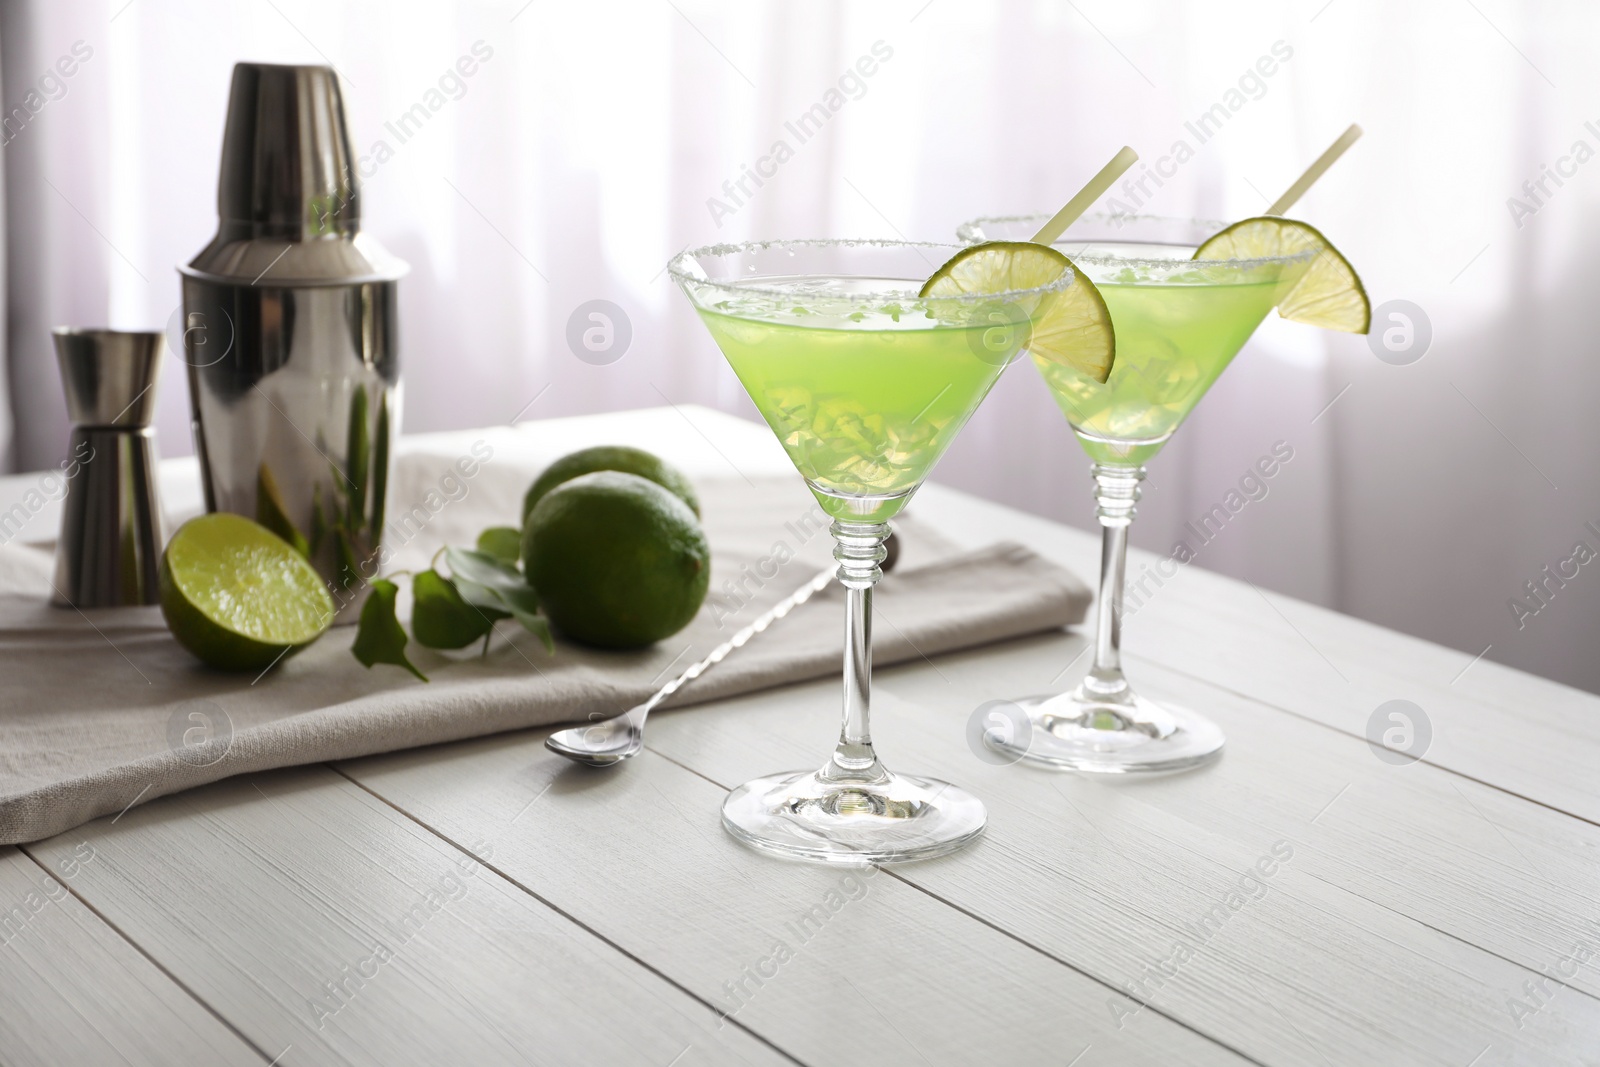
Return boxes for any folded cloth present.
[0,460,1089,845]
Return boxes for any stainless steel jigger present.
[51,328,166,608]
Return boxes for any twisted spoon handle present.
[632,566,835,718]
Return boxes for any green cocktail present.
[957,213,1349,775]
[1032,250,1283,465]
[697,292,1005,523]
[670,238,1073,863]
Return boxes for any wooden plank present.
[911,482,1600,823]
[0,845,262,1066]
[26,766,792,1067]
[336,738,1251,1066]
[636,643,1600,1065]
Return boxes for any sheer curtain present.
[4,0,1598,695]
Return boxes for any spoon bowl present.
[546,718,646,767]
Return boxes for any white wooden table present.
[3,407,1598,1066]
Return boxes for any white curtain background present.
[4,0,1598,695]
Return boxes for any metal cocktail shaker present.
[180,63,406,614]
[50,329,165,608]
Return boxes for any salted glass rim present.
[666,237,1079,304]
[957,213,1320,270]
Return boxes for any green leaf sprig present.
[351,526,552,681]
[352,579,428,682]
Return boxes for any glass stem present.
[822,519,890,784]
[1081,463,1145,700]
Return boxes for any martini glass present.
[956,214,1313,774]
[669,238,1073,862]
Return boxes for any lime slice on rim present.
[159,513,335,672]
[920,240,1116,383]
[1194,217,1370,333]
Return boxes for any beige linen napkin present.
[0,458,1089,845]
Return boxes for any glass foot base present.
[722,768,986,864]
[992,690,1224,774]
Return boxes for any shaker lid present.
[219,63,359,238]
[183,63,407,285]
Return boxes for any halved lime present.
[1194,217,1370,333]
[920,241,1116,383]
[160,513,335,672]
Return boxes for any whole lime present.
[522,445,700,523]
[522,472,709,649]
[160,513,335,671]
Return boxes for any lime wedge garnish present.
[922,240,1069,295]
[920,241,1116,383]
[1194,217,1370,333]
[159,513,334,672]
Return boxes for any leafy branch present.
[351,526,552,682]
